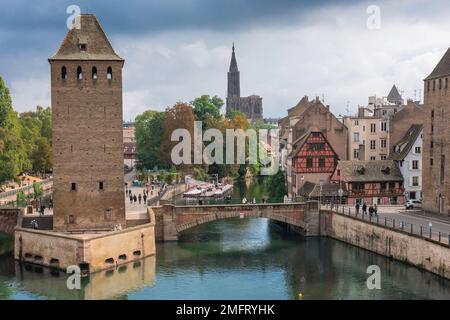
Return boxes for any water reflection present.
[11,256,156,300]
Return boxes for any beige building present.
[423,47,450,215]
[49,14,126,231]
[343,107,390,161]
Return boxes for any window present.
[370,156,376,160]
[306,158,313,168]
[99,181,104,191]
[412,176,419,187]
[415,146,421,154]
[307,143,325,151]
[430,158,434,166]
[381,122,387,131]
[380,139,387,149]
[77,66,83,80]
[71,183,77,191]
[433,79,436,91]
[412,160,419,170]
[381,155,387,160]
[318,158,325,168]
[382,110,387,116]
[61,66,67,80]
[353,132,360,142]
[78,43,87,51]
[446,78,449,89]
[441,155,445,184]
[92,67,98,80]
[353,149,359,160]
[427,81,430,92]
[439,78,442,90]
[354,120,359,126]
[370,123,376,133]
[107,66,113,80]
[370,140,376,150]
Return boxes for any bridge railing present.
[172,197,289,206]
[325,204,450,247]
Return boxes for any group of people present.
[355,202,378,217]
[126,188,148,205]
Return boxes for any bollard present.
[401,222,404,231]
[429,226,432,239]
[439,232,441,242]
[393,219,395,229]
[420,226,423,237]
[384,217,387,226]
[410,224,413,234]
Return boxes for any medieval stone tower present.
[49,14,126,231]
[423,47,450,215]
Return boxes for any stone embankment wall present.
[320,210,450,279]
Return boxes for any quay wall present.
[321,210,450,279]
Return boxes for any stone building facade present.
[226,45,263,121]
[49,14,126,231]
[423,47,450,215]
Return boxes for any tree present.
[0,76,27,185]
[160,102,197,172]
[135,110,165,170]
[191,95,223,127]
[31,137,52,173]
[33,181,43,199]
[265,170,287,201]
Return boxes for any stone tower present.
[49,14,126,231]
[422,47,450,215]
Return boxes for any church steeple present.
[227,43,240,98]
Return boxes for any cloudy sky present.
[1,0,449,120]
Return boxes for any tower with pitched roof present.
[49,14,126,231]
[423,47,450,215]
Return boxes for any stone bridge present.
[151,201,320,241]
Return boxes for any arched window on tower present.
[61,66,67,80]
[77,66,83,80]
[92,67,98,80]
[107,67,113,80]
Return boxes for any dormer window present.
[79,43,87,51]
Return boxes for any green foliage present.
[191,95,223,126]
[193,167,209,182]
[265,170,287,200]
[33,181,43,199]
[16,190,26,207]
[0,77,28,185]
[135,110,166,170]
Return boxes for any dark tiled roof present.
[49,14,123,61]
[338,160,403,182]
[387,85,402,103]
[388,124,423,161]
[299,181,346,198]
[425,47,450,80]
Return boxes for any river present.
[0,217,450,299]
[0,178,449,299]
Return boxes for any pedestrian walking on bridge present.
[355,203,360,215]
[362,203,367,215]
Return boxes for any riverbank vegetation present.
[0,76,52,187]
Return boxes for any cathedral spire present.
[229,43,238,72]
